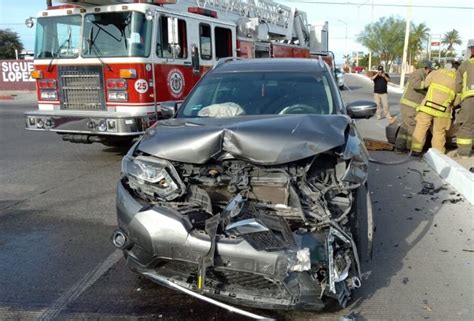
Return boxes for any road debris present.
[441,198,464,204]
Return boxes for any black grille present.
[156,260,280,291]
[243,231,289,251]
[58,65,105,111]
[209,269,278,290]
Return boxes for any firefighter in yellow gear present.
[395,61,433,152]
[411,68,457,154]
[454,43,474,157]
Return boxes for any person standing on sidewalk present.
[454,44,474,157]
[371,65,392,120]
[410,68,457,155]
[395,61,433,152]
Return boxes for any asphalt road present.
[1,76,473,321]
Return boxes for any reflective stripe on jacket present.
[417,69,456,118]
[400,68,427,108]
[456,58,474,101]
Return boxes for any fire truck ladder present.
[194,0,310,45]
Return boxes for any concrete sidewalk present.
[356,115,474,205]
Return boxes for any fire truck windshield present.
[82,11,152,58]
[35,15,81,59]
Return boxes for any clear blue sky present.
[1,0,473,62]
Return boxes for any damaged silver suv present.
[113,58,371,313]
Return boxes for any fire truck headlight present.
[28,117,36,126]
[98,120,107,132]
[108,91,128,101]
[37,119,45,129]
[40,90,57,101]
[107,120,116,130]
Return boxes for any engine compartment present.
[120,152,365,309]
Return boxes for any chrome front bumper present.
[24,110,156,136]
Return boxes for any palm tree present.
[441,29,462,54]
[409,23,430,64]
[343,54,351,71]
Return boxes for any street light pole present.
[338,19,348,57]
[368,0,374,70]
[400,0,412,88]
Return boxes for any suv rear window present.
[179,72,335,118]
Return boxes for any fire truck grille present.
[58,66,105,111]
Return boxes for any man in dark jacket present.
[371,65,392,120]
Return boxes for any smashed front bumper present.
[115,181,361,311]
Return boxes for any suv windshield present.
[82,11,152,58]
[35,15,81,59]
[179,72,336,118]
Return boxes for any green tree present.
[441,29,462,54]
[357,16,405,71]
[409,22,430,65]
[358,54,380,69]
[0,29,24,59]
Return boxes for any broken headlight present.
[121,155,185,201]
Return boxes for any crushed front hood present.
[137,114,350,165]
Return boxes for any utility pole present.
[400,0,412,88]
[338,19,348,57]
[368,0,374,70]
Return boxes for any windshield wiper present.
[87,27,113,72]
[47,27,71,72]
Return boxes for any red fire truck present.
[25,0,329,145]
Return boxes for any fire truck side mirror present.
[25,17,35,29]
[159,101,178,119]
[191,44,200,75]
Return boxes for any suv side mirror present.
[191,44,200,75]
[160,101,178,119]
[346,100,377,119]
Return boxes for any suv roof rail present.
[213,57,244,70]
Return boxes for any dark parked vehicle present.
[335,67,345,90]
[113,58,372,314]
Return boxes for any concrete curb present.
[423,148,474,205]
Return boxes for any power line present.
[283,0,474,10]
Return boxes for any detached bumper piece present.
[115,181,362,311]
[24,110,157,137]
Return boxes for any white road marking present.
[36,250,122,321]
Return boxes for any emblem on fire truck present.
[167,69,185,98]
[134,79,149,94]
